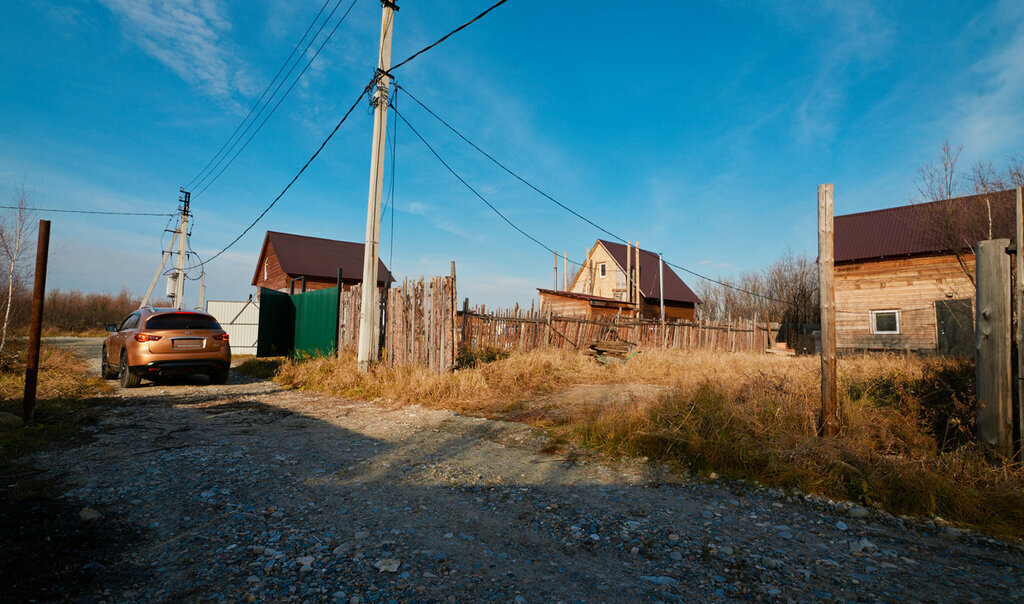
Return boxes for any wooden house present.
[833,189,1016,355]
[538,239,701,320]
[252,231,392,295]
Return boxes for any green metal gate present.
[292,287,339,357]
[256,287,338,357]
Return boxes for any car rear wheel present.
[119,351,141,388]
[101,346,118,379]
[209,367,229,385]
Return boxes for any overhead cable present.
[184,0,336,191]
[192,0,360,199]
[393,105,581,264]
[187,79,375,270]
[395,86,794,307]
[0,206,176,217]
[389,0,509,72]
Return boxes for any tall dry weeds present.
[275,348,1024,539]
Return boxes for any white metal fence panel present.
[206,299,260,355]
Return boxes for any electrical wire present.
[392,105,581,264]
[192,0,360,199]
[396,84,628,245]
[0,205,176,216]
[184,0,336,191]
[186,78,375,271]
[393,85,796,307]
[389,0,509,72]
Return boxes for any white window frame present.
[599,263,607,278]
[870,309,900,335]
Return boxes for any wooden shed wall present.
[834,254,975,351]
[570,243,626,300]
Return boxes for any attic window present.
[871,310,900,335]
[264,259,269,280]
[599,263,606,277]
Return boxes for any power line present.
[392,105,581,264]
[184,0,336,191]
[390,0,509,72]
[0,205,176,217]
[396,84,628,244]
[192,0,360,199]
[393,85,794,307]
[187,78,375,270]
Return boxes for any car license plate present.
[172,338,205,349]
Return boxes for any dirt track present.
[6,340,1024,602]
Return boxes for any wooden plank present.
[976,238,1013,455]
[818,183,839,437]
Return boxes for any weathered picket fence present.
[459,303,774,354]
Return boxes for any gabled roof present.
[251,231,393,286]
[834,189,1016,263]
[595,240,702,304]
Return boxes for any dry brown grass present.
[0,344,111,465]
[276,348,1024,539]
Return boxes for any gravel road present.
[12,340,1024,602]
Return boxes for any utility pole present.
[173,189,190,309]
[553,251,558,290]
[357,0,397,372]
[23,219,51,424]
[817,184,839,437]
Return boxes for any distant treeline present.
[0,287,172,334]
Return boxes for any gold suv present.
[102,307,231,388]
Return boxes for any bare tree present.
[1008,154,1024,188]
[0,185,36,354]
[914,139,965,202]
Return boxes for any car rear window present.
[145,313,222,330]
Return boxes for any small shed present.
[252,231,393,295]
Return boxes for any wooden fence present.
[384,275,457,372]
[338,274,457,372]
[336,269,774,374]
[459,303,775,354]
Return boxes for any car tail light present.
[214,333,229,341]
[135,333,162,342]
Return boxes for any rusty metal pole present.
[23,219,51,423]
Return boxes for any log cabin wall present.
[834,253,975,351]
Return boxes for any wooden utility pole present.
[173,190,190,309]
[817,184,839,436]
[357,0,396,372]
[553,251,558,290]
[563,252,568,291]
[659,253,666,347]
[1017,186,1024,457]
[976,238,1013,454]
[23,220,51,424]
[625,241,631,304]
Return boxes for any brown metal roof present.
[251,231,393,286]
[834,189,1016,263]
[596,240,702,305]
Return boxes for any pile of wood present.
[587,339,636,365]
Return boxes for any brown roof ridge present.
[837,189,1016,219]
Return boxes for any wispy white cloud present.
[954,0,1024,158]
[788,1,891,143]
[97,0,254,107]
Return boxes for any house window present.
[264,259,269,280]
[871,310,900,335]
[599,263,606,277]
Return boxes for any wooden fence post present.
[818,183,839,437]
[976,238,1013,455]
[1015,186,1024,458]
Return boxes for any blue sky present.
[2,0,1023,308]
